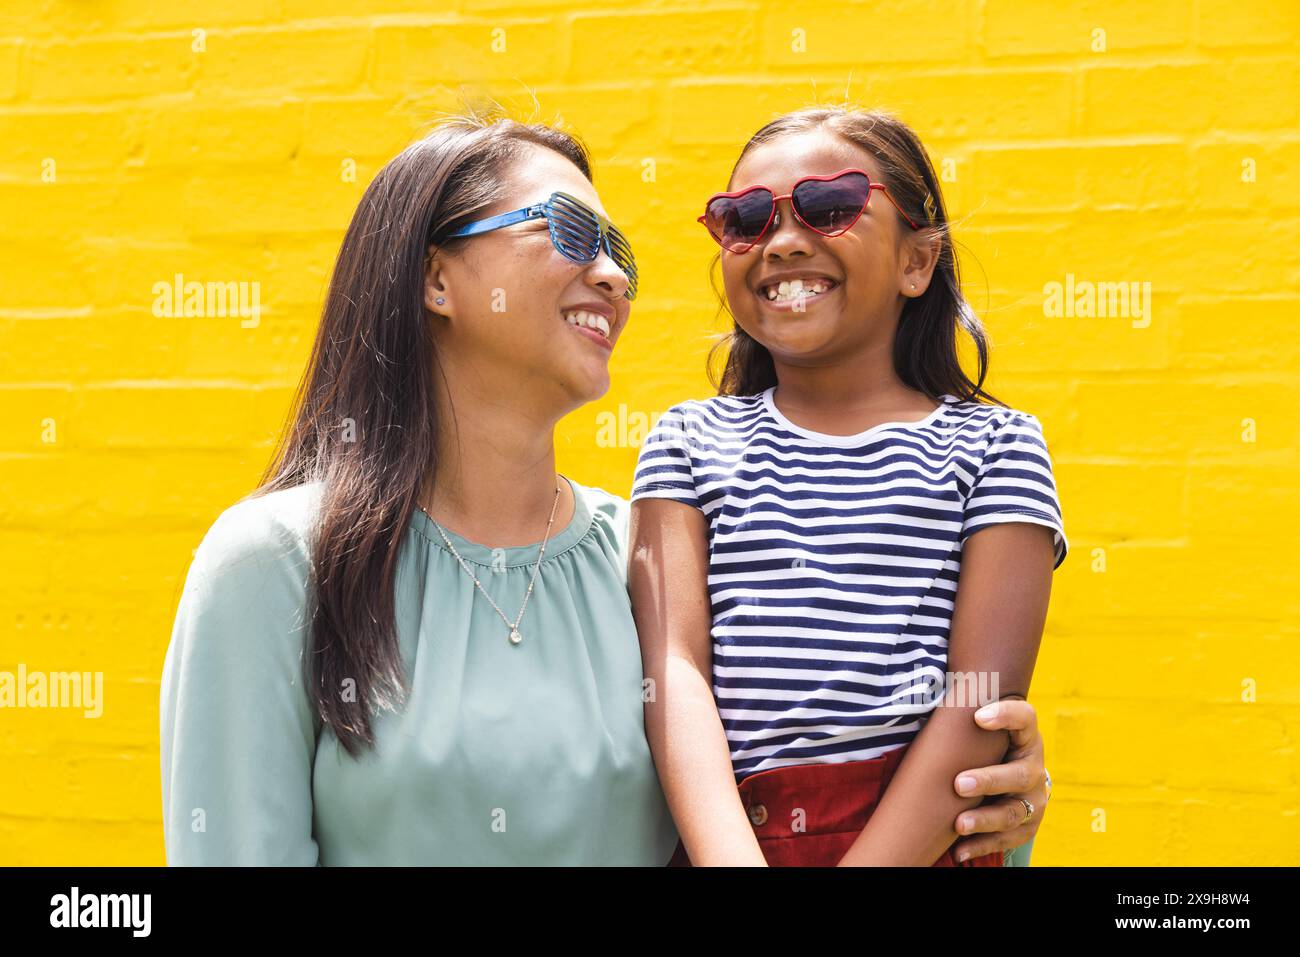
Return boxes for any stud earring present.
[435,297,445,306]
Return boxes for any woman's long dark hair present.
[247,112,592,757]
[707,105,1002,406]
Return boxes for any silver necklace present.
[421,479,563,646]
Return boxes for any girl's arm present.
[628,498,767,866]
[837,521,1055,866]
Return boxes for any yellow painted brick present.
[0,108,143,175]
[1082,59,1300,135]
[1191,141,1300,214]
[1067,540,1300,621]
[42,530,235,599]
[0,39,22,101]
[181,161,365,236]
[371,20,561,91]
[194,27,372,97]
[666,80,805,147]
[960,212,1299,296]
[141,101,305,166]
[0,181,120,240]
[972,285,1174,372]
[758,2,967,66]
[530,85,661,156]
[27,35,197,102]
[1185,464,1300,549]
[1175,297,1300,372]
[1041,625,1297,706]
[1057,464,1186,541]
[1069,378,1300,460]
[0,452,270,530]
[983,0,1189,57]
[1194,0,1300,47]
[2,749,158,821]
[0,243,94,311]
[300,98,426,160]
[970,143,1188,214]
[1056,702,1293,791]
[1037,795,1179,865]
[571,10,757,77]
[0,606,179,685]
[71,384,290,450]
[1177,800,1300,865]
[0,817,164,866]
[862,69,1074,142]
[0,1,282,39]
[0,386,74,450]
[0,532,57,595]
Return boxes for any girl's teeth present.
[766,279,831,301]
[562,310,610,338]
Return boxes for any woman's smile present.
[560,302,615,350]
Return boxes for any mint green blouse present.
[160,476,680,865]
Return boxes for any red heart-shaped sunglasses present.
[698,168,923,253]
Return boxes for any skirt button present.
[747,803,768,827]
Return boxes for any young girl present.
[628,106,1067,867]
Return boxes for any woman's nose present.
[588,248,631,299]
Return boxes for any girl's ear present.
[900,230,942,298]
[424,244,451,316]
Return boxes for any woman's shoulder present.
[570,480,629,544]
[185,482,323,598]
[564,480,639,588]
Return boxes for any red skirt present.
[667,743,1003,867]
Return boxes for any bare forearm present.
[646,655,766,866]
[837,705,1009,866]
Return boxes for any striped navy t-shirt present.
[630,387,1068,781]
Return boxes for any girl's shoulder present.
[937,395,1051,439]
[652,391,768,435]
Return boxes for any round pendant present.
[509,629,522,645]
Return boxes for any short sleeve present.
[961,412,1068,570]
[630,405,700,508]
[585,486,633,592]
[159,498,321,865]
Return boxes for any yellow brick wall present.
[1,1,1296,865]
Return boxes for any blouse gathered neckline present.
[408,475,595,568]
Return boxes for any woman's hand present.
[948,697,1050,863]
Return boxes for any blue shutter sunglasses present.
[445,191,638,301]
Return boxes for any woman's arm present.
[160,500,321,866]
[628,498,767,866]
[837,522,1055,866]
[949,698,1050,864]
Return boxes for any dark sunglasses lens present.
[793,171,872,234]
[705,190,773,249]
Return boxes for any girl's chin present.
[744,319,842,358]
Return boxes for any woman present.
[159,111,1051,865]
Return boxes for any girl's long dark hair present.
[247,112,592,757]
[708,105,1002,406]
